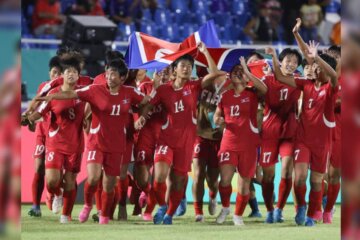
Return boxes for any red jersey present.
[39,75,93,96]
[76,84,145,153]
[333,77,341,141]
[218,88,259,151]
[93,73,106,85]
[149,80,201,148]
[32,0,61,29]
[261,74,301,140]
[35,81,50,138]
[295,78,337,147]
[37,86,86,154]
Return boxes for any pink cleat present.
[142,213,152,221]
[323,211,333,224]
[99,216,109,224]
[139,192,147,208]
[78,205,92,223]
[313,210,323,222]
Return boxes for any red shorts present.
[154,144,194,175]
[294,142,330,174]
[45,149,82,173]
[135,131,157,166]
[260,139,295,167]
[33,136,46,159]
[279,139,295,158]
[218,147,257,178]
[193,137,221,169]
[330,139,341,169]
[84,147,123,176]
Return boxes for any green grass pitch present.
[22,204,340,240]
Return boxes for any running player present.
[28,56,62,217]
[214,57,267,226]
[271,39,338,226]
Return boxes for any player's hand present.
[21,114,30,126]
[134,116,146,130]
[292,18,302,33]
[83,118,91,133]
[239,57,249,72]
[265,47,276,56]
[214,116,224,126]
[28,121,36,132]
[198,41,208,54]
[306,40,319,61]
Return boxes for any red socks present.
[219,185,232,208]
[84,181,98,207]
[307,190,322,218]
[234,193,250,216]
[32,172,45,206]
[294,184,307,207]
[95,180,103,212]
[62,189,77,216]
[325,183,340,213]
[194,201,203,215]
[261,181,274,212]
[276,178,292,210]
[101,190,115,218]
[166,188,184,216]
[144,188,157,214]
[153,181,167,206]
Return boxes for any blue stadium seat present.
[171,0,189,12]
[179,23,198,39]
[195,12,207,25]
[118,23,136,40]
[191,0,208,13]
[174,11,188,24]
[161,24,179,42]
[142,8,152,22]
[233,12,252,27]
[157,0,167,8]
[219,25,233,44]
[140,22,157,36]
[154,9,171,25]
[326,0,341,13]
[213,11,232,27]
[232,0,248,15]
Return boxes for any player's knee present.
[87,176,100,186]
[46,178,59,189]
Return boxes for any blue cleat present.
[174,198,187,217]
[305,217,316,227]
[248,211,262,218]
[162,214,173,225]
[322,196,328,210]
[273,208,284,223]
[153,205,168,224]
[265,211,274,223]
[295,205,307,225]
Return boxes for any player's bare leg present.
[274,156,294,222]
[216,164,235,224]
[192,157,206,222]
[206,165,219,216]
[323,164,340,224]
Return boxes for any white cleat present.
[208,198,217,216]
[195,214,205,222]
[60,215,70,224]
[233,215,245,226]
[216,207,230,224]
[52,194,63,214]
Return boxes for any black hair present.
[279,48,302,66]
[301,58,310,68]
[172,54,194,68]
[57,46,85,65]
[106,59,128,77]
[319,53,337,71]
[60,56,81,74]
[105,50,124,65]
[328,45,341,54]
[49,56,62,71]
[246,51,264,63]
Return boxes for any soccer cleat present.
[142,213,152,221]
[153,205,168,224]
[305,217,315,227]
[117,205,128,221]
[323,211,333,224]
[132,204,142,216]
[28,207,42,217]
[322,196,328,210]
[139,191,147,209]
[233,215,245,226]
[216,207,230,224]
[92,211,100,222]
[162,214,173,225]
[78,205,92,223]
[265,211,274,224]
[60,215,71,224]
[99,216,109,224]
[313,210,323,222]
[174,197,187,217]
[208,198,217,216]
[52,194,63,214]
[248,210,262,218]
[295,205,307,225]
[273,208,284,223]
[195,215,204,222]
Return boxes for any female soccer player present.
[214,57,267,226]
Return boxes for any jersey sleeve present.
[39,77,63,96]
[294,77,310,91]
[149,86,162,106]
[130,87,145,105]
[75,85,95,104]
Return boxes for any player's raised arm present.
[35,90,79,102]
[268,47,297,88]
[213,106,224,127]
[293,18,313,65]
[306,41,338,88]
[239,56,267,95]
